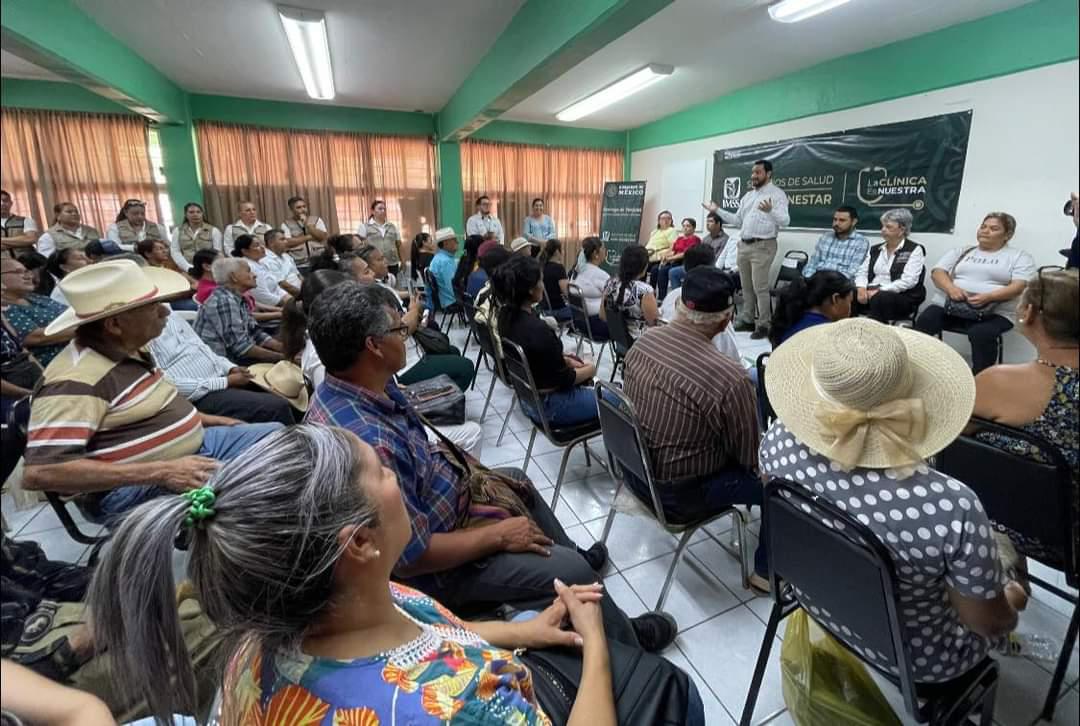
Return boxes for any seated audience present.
[671,213,729,294]
[106,199,168,252]
[410,231,436,283]
[915,213,1036,373]
[149,310,295,426]
[280,195,328,264]
[261,229,303,297]
[36,203,101,258]
[340,252,377,285]
[136,238,199,311]
[190,248,222,305]
[472,245,514,356]
[572,236,612,338]
[662,244,740,362]
[645,210,678,267]
[1,256,72,367]
[493,256,599,427]
[356,244,410,303]
[452,234,484,297]
[82,240,109,264]
[655,217,701,299]
[538,238,572,322]
[1,189,41,254]
[21,260,281,519]
[624,268,769,590]
[511,236,538,257]
[169,201,222,270]
[854,208,927,322]
[86,425,702,725]
[762,318,1028,682]
[222,200,272,251]
[193,257,285,364]
[309,232,360,273]
[1,316,42,474]
[768,270,854,348]
[601,244,659,336]
[972,268,1079,573]
[802,205,869,280]
[231,233,290,309]
[42,248,89,305]
[465,247,492,299]
[286,271,481,456]
[426,227,459,310]
[18,250,49,291]
[362,199,406,275]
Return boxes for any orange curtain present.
[196,122,436,240]
[459,139,624,262]
[0,108,161,235]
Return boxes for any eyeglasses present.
[1036,265,1065,313]
[382,324,409,340]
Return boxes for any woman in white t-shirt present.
[570,236,611,337]
[915,212,1036,373]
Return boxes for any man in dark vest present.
[1,190,40,257]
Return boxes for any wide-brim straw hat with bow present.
[764,318,975,469]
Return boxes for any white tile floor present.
[3,322,1077,725]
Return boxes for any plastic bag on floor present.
[781,608,901,726]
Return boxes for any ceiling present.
[2,0,1034,128]
[501,0,1034,129]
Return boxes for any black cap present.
[681,267,734,313]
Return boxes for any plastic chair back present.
[604,302,635,356]
[500,338,553,436]
[772,250,809,291]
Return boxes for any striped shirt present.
[148,313,234,401]
[623,322,760,481]
[25,341,204,467]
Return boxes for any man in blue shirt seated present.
[303,280,678,652]
[426,227,460,311]
[801,206,869,280]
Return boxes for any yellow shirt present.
[646,226,678,259]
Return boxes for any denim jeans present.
[521,386,599,428]
[96,422,284,520]
[668,264,687,293]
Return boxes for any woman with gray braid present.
[86,424,705,725]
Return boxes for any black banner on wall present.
[711,111,972,233]
[599,180,646,270]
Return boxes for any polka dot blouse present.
[761,421,1005,683]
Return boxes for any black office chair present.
[566,283,608,365]
[423,268,462,334]
[755,352,775,427]
[935,419,1077,722]
[595,381,749,608]
[741,479,1000,726]
[500,339,604,512]
[602,302,635,382]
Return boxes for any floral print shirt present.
[226,583,551,725]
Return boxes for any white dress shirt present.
[36,226,87,258]
[262,248,302,290]
[716,182,790,240]
[716,233,739,271]
[246,258,288,308]
[170,224,223,271]
[148,313,235,401]
[855,243,926,293]
[466,213,505,244]
[223,219,272,249]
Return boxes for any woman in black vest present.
[854,208,927,323]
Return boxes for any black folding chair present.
[741,479,1000,726]
[935,325,1004,366]
[423,268,462,334]
[459,292,476,356]
[769,250,809,313]
[602,302,635,382]
[540,285,571,337]
[935,419,1077,722]
[566,283,607,365]
[466,312,517,441]
[500,339,604,512]
[755,352,775,427]
[595,381,749,608]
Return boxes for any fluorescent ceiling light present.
[768,0,853,23]
[556,64,673,122]
[278,5,335,100]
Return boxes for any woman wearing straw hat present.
[761,318,1028,683]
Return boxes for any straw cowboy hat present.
[764,318,975,469]
[510,237,537,253]
[434,227,457,244]
[44,259,192,336]
[246,361,309,412]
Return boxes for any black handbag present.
[412,325,455,355]
[401,374,465,425]
[944,246,994,321]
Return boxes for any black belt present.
[742,236,775,244]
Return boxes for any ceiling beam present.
[0,0,188,123]
[436,0,673,142]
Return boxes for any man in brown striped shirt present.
[21,260,283,519]
[623,267,770,589]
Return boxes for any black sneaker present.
[631,611,678,652]
[578,542,608,571]
[750,326,770,340]
[734,320,755,333]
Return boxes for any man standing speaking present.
[704,159,789,339]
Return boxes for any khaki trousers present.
[736,237,778,326]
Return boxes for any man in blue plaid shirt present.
[304,280,679,652]
[801,206,869,280]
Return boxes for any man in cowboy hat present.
[20,260,283,520]
[622,267,770,592]
[426,227,459,311]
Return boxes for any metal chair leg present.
[470,351,486,391]
[496,394,517,446]
[739,601,784,726]
[461,328,473,356]
[550,440,574,512]
[479,375,497,421]
[704,509,751,590]
[656,528,696,611]
[1039,601,1079,721]
[522,428,537,475]
[583,443,592,467]
[600,479,624,545]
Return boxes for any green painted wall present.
[471,120,624,149]
[629,0,1080,151]
[157,121,203,210]
[188,94,436,136]
[1,78,133,114]
[436,142,465,232]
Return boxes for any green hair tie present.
[181,486,216,528]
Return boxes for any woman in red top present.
[657,217,701,299]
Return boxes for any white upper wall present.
[631,61,1078,270]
